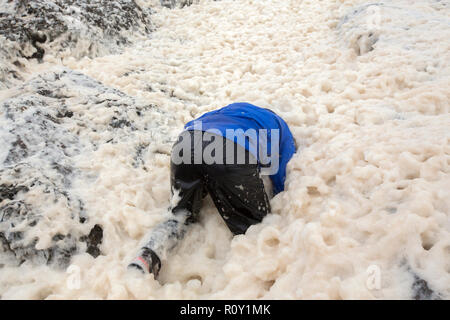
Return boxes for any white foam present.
[1,0,449,299]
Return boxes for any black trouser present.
[137,130,270,271]
[171,130,270,234]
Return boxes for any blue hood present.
[184,102,296,195]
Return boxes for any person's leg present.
[128,209,191,277]
[129,131,205,277]
[204,138,271,235]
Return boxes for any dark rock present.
[0,0,153,57]
[82,224,103,258]
[412,273,441,300]
[56,110,74,119]
[161,0,223,9]
[110,117,132,129]
[0,0,154,88]
[0,68,175,269]
[400,261,442,300]
[161,0,195,9]
[0,41,25,89]
[412,274,433,300]
[4,137,28,165]
[0,184,29,203]
[0,167,83,267]
[133,143,150,168]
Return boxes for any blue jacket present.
[184,102,296,194]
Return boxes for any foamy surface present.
[0,0,449,299]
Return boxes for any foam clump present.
[0,0,449,299]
